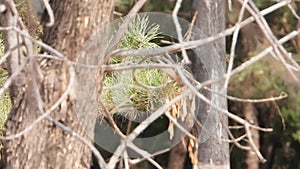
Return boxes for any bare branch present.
[172,0,191,64]
[204,87,288,103]
[110,0,291,58]
[224,0,249,89]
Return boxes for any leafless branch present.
[224,0,249,89]
[204,87,288,103]
[42,0,55,27]
[110,0,292,58]
[172,0,191,64]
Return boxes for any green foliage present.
[230,59,280,99]
[119,15,161,49]
[0,68,10,136]
[282,106,300,143]
[0,33,4,55]
[0,34,10,136]
[101,15,178,118]
[0,33,10,136]
[292,130,300,143]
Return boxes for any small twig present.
[228,125,246,129]
[99,99,126,138]
[172,0,191,64]
[227,133,248,145]
[103,63,177,72]
[245,123,266,163]
[129,148,170,165]
[271,99,286,130]
[165,111,197,140]
[127,142,163,169]
[223,122,250,150]
[287,3,300,19]
[224,0,249,90]
[42,0,55,27]
[10,26,63,57]
[0,43,23,69]
[205,87,288,103]
[228,0,233,11]
[184,11,198,41]
[250,125,273,132]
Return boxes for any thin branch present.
[127,142,163,169]
[110,0,291,58]
[42,0,55,27]
[200,29,300,89]
[243,0,300,83]
[223,121,250,150]
[165,111,197,140]
[129,148,170,165]
[245,123,266,163]
[271,99,286,130]
[172,0,191,64]
[228,125,244,129]
[0,43,23,67]
[10,26,63,57]
[224,0,249,90]
[99,98,126,138]
[287,3,300,19]
[205,86,288,103]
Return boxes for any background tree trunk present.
[244,102,260,169]
[167,139,188,169]
[191,0,230,168]
[1,0,114,168]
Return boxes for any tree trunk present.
[191,0,230,168]
[168,139,188,169]
[244,102,260,169]
[1,0,114,168]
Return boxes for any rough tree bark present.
[191,0,230,168]
[1,0,114,168]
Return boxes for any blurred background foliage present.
[0,0,299,168]
[0,33,10,138]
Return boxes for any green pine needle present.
[101,14,178,117]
